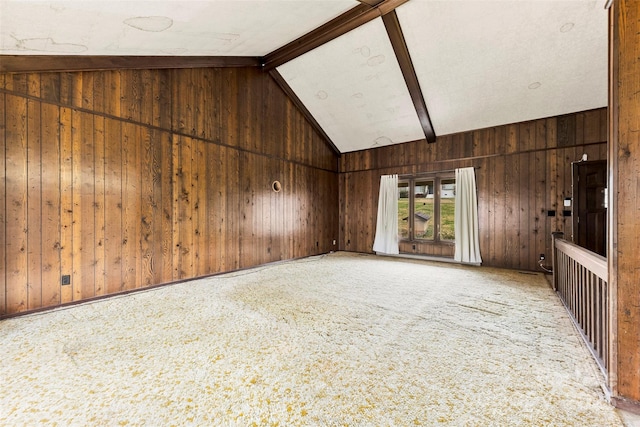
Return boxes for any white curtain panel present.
[373,174,399,255]
[454,167,482,264]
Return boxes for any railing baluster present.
[604,280,609,371]
[586,271,599,351]
[552,236,608,380]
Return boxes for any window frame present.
[398,173,455,243]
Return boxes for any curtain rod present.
[396,166,480,179]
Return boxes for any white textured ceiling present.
[0,0,609,153]
[0,1,356,56]
[277,18,425,153]
[397,0,608,136]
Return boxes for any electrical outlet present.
[539,254,545,261]
[332,239,336,245]
[61,275,71,285]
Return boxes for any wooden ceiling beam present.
[356,0,386,6]
[382,11,436,143]
[268,69,341,156]
[0,55,261,73]
[261,0,409,71]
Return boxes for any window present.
[398,174,455,242]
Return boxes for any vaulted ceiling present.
[0,0,608,153]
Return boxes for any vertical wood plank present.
[94,115,106,296]
[547,118,559,237]
[476,157,490,263]
[221,69,239,148]
[610,0,640,402]
[140,69,154,126]
[82,112,96,299]
[226,148,240,270]
[153,70,171,130]
[181,134,194,278]
[239,151,251,268]
[104,117,123,294]
[27,99,42,309]
[7,74,28,94]
[558,148,567,237]
[92,72,105,115]
[140,127,154,286]
[494,153,507,267]
[70,110,82,301]
[121,70,141,122]
[271,158,283,259]
[59,107,73,304]
[582,140,601,161]
[534,146,546,267]
[0,84,6,314]
[71,111,96,301]
[40,73,61,104]
[207,143,222,272]
[584,109,602,144]
[172,134,194,279]
[5,95,28,313]
[104,71,122,118]
[519,152,530,269]
[192,137,202,275]
[159,131,173,283]
[186,68,196,135]
[264,157,274,260]
[58,73,73,106]
[195,139,208,276]
[205,142,218,271]
[41,103,61,307]
[171,134,181,279]
[27,74,40,98]
[254,153,265,265]
[171,70,182,134]
[150,128,163,284]
[575,112,585,145]
[121,122,141,289]
[598,108,607,143]
[195,69,206,139]
[71,73,83,109]
[209,68,225,143]
[563,146,576,234]
[81,72,94,110]
[506,124,518,154]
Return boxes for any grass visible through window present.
[397,177,455,242]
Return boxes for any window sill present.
[398,239,455,246]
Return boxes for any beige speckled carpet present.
[1,252,623,426]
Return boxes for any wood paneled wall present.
[339,108,607,271]
[609,0,640,407]
[0,68,339,316]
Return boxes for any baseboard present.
[0,252,332,320]
[611,395,640,415]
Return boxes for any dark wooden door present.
[572,160,607,256]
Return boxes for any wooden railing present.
[552,232,609,377]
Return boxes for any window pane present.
[398,182,409,239]
[414,180,434,240]
[440,178,456,241]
